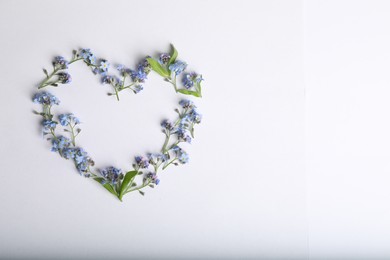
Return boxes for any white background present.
[0,0,389,259]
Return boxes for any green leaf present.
[93,177,118,197]
[119,170,137,200]
[177,89,202,98]
[43,68,49,78]
[146,58,170,78]
[168,44,178,65]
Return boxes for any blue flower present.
[189,109,202,124]
[74,148,88,164]
[101,75,120,85]
[57,72,72,84]
[58,113,80,126]
[62,147,77,159]
[51,136,71,152]
[133,84,144,94]
[182,72,203,89]
[179,99,195,109]
[161,119,174,131]
[88,55,96,65]
[62,147,94,174]
[33,92,60,105]
[169,61,187,75]
[80,48,93,59]
[100,166,123,185]
[171,146,189,164]
[134,156,150,169]
[174,128,192,143]
[147,153,167,164]
[42,120,57,132]
[143,172,160,185]
[159,53,170,64]
[183,74,194,89]
[99,60,110,72]
[53,56,69,69]
[130,69,148,83]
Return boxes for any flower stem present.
[163,158,177,170]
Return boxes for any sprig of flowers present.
[146,45,204,97]
[38,45,203,100]
[34,45,203,201]
[33,91,202,201]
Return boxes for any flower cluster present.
[100,166,123,185]
[38,45,203,100]
[75,48,151,100]
[33,92,93,177]
[33,45,204,201]
[33,91,60,106]
[146,45,203,97]
[131,99,202,185]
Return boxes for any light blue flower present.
[53,56,69,69]
[143,172,160,185]
[100,166,123,185]
[169,61,187,75]
[189,109,202,124]
[57,72,72,84]
[80,48,93,59]
[134,156,150,169]
[179,99,195,109]
[161,119,174,131]
[159,53,170,64]
[51,136,71,152]
[171,146,189,164]
[42,120,57,132]
[58,113,80,126]
[133,84,144,94]
[33,92,60,105]
[99,60,110,72]
[62,147,77,159]
[174,128,192,143]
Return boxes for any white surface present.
[2,0,390,259]
[0,0,306,259]
[305,1,390,258]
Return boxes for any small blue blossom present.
[101,75,120,85]
[161,119,174,131]
[62,147,94,174]
[58,113,80,126]
[139,57,152,74]
[99,60,110,73]
[169,60,187,75]
[179,99,195,109]
[100,166,123,185]
[182,72,204,89]
[174,128,192,143]
[57,72,72,84]
[134,156,150,169]
[62,147,77,159]
[143,172,160,185]
[130,68,148,83]
[171,146,189,164]
[51,136,71,152]
[33,92,60,105]
[74,148,89,164]
[183,74,194,89]
[133,84,144,94]
[88,54,96,65]
[147,153,167,164]
[189,109,202,124]
[53,56,69,69]
[159,53,170,65]
[42,120,57,132]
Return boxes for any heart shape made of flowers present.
[32,45,203,201]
